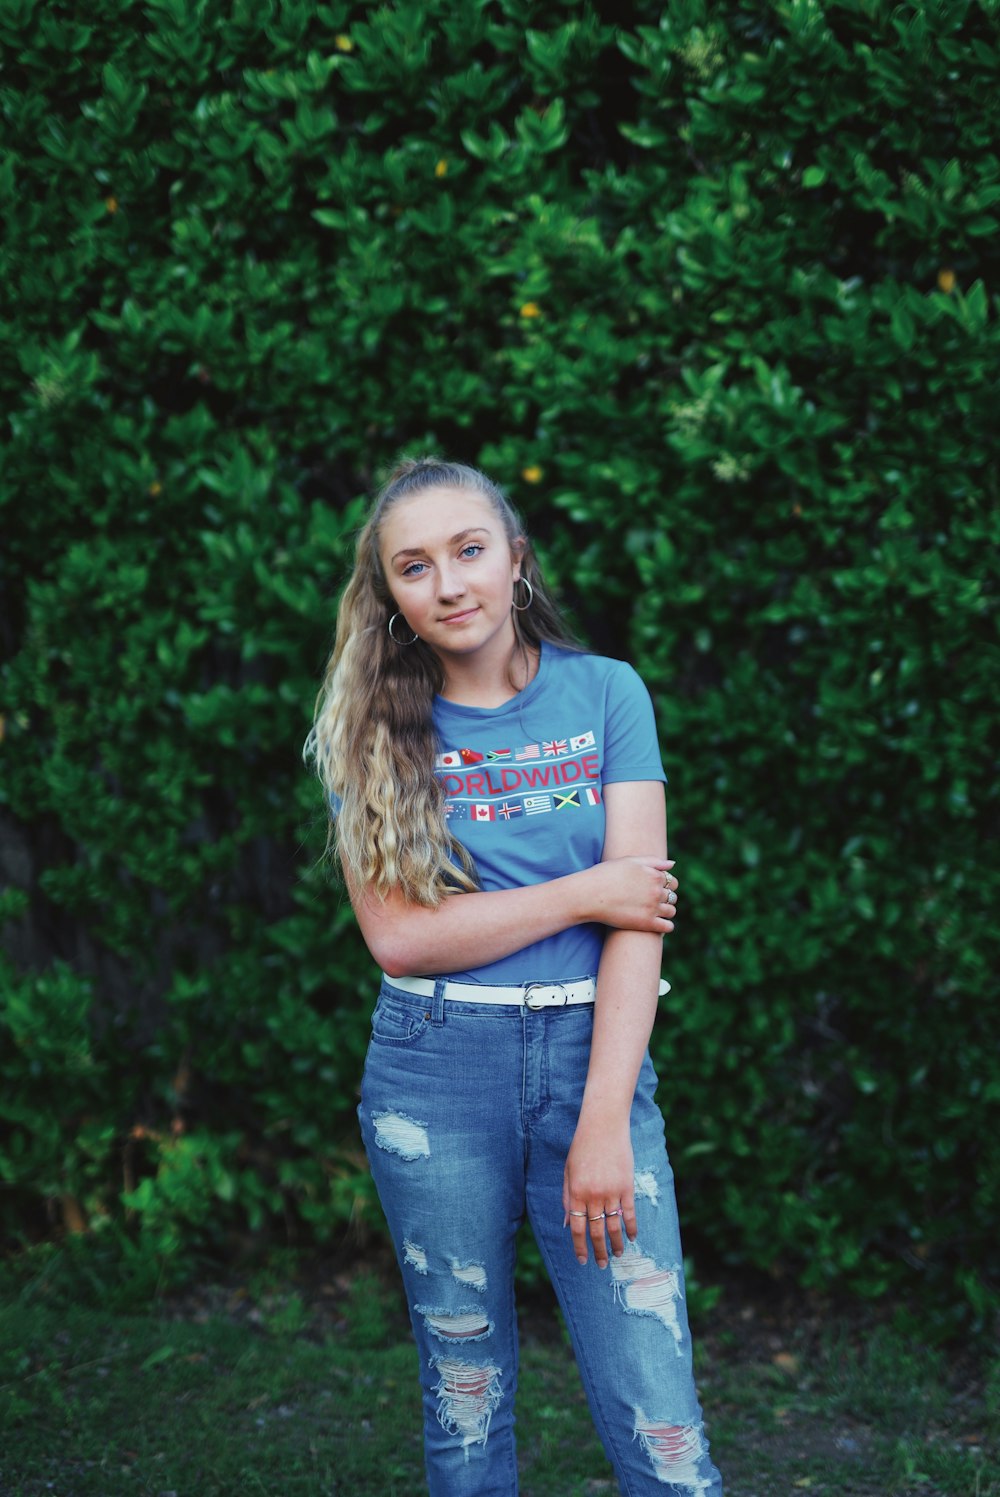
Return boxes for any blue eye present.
[400,544,482,577]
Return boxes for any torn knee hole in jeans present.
[633,1412,713,1489]
[403,1239,429,1274]
[419,1306,494,1342]
[401,1245,488,1294]
[450,1259,487,1292]
[611,1241,684,1352]
[433,1358,503,1455]
[633,1167,661,1206]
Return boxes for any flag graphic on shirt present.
[460,748,484,766]
[555,789,581,811]
[497,801,522,820]
[524,795,552,816]
[583,785,601,806]
[471,803,496,822]
[543,739,568,757]
[444,801,469,822]
[486,748,511,761]
[436,750,462,769]
[515,744,539,761]
[570,731,596,752]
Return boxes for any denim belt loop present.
[430,977,447,1026]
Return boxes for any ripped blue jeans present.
[357,976,724,1497]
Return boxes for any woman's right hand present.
[582,857,678,933]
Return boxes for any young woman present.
[307,457,723,1496]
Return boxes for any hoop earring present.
[511,576,534,613]
[387,613,418,645]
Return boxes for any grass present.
[0,1241,997,1496]
[701,1321,998,1496]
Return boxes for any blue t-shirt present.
[431,641,666,984]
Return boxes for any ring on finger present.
[568,1210,588,1218]
[588,1211,606,1221]
[606,1206,624,1218]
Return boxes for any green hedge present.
[1,0,997,1325]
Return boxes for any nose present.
[437,563,466,600]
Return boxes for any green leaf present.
[140,1344,177,1371]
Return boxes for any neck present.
[438,635,540,708]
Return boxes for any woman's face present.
[379,486,523,670]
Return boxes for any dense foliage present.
[1,0,997,1325]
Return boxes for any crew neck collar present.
[434,638,552,718]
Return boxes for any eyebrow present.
[391,527,491,563]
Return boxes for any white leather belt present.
[382,974,671,1011]
[383,973,597,1011]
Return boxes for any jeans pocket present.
[369,995,430,1048]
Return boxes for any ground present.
[0,1240,996,1496]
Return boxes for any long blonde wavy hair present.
[304,456,580,907]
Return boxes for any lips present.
[440,607,480,624]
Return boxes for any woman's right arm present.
[342,854,676,978]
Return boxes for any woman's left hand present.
[563,1114,638,1269]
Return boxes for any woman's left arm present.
[563,779,669,1269]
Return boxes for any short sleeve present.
[602,663,667,785]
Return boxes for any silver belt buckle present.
[523,982,569,1011]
